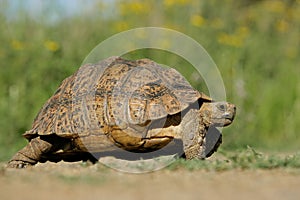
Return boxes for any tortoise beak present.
[222,103,236,126]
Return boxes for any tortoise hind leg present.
[7,136,53,168]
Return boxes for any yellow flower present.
[276,19,289,33]
[120,1,149,15]
[129,2,146,13]
[114,21,129,32]
[44,40,60,52]
[190,15,205,27]
[236,26,250,38]
[11,40,24,50]
[218,33,243,47]
[163,0,191,6]
[163,0,175,6]
[177,0,191,5]
[264,1,286,14]
[217,26,250,47]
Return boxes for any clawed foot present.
[6,160,33,169]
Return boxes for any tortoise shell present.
[24,57,212,140]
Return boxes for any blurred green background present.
[0,0,299,161]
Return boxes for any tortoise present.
[7,57,236,168]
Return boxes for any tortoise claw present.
[7,160,32,169]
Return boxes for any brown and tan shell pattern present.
[23,57,212,140]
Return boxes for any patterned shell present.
[24,57,212,139]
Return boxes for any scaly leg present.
[181,109,207,159]
[7,137,53,168]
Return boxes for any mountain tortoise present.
[7,57,236,168]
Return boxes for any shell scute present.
[25,57,210,139]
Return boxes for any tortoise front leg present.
[181,109,207,159]
[7,137,53,168]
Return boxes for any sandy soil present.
[1,161,300,200]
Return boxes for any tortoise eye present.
[218,104,226,111]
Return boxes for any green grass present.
[168,146,300,171]
[0,0,300,161]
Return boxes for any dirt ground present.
[1,160,300,200]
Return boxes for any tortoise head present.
[199,101,236,127]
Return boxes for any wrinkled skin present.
[200,102,236,127]
[182,102,236,159]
